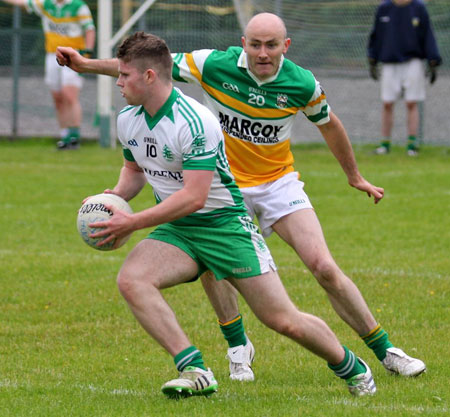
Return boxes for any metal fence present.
[1,0,449,145]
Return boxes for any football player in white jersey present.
[86,31,376,398]
[56,13,425,380]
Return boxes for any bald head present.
[244,13,287,40]
[241,13,290,81]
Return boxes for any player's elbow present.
[190,195,208,212]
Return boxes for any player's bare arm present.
[318,111,384,204]
[91,168,214,244]
[56,46,120,77]
[107,160,147,202]
[131,169,214,230]
[1,0,27,7]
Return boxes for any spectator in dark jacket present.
[368,0,441,156]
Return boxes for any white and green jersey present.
[117,87,246,226]
[26,0,94,53]
[172,47,330,188]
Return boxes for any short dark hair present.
[117,31,173,82]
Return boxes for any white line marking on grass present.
[0,249,125,263]
[75,383,148,397]
[328,397,448,414]
[0,379,19,388]
[350,267,448,280]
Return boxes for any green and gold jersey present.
[26,0,94,53]
[172,46,330,187]
[117,88,246,226]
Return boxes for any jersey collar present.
[237,49,285,86]
[136,87,178,130]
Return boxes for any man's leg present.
[272,209,426,376]
[53,85,82,149]
[229,270,376,397]
[117,239,218,397]
[375,101,394,154]
[406,100,419,155]
[200,271,255,381]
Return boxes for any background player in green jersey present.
[87,31,376,398]
[56,13,425,381]
[2,0,95,149]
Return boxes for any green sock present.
[381,138,391,149]
[219,314,247,348]
[328,346,366,379]
[67,127,80,142]
[174,346,206,372]
[361,324,394,361]
[407,135,418,150]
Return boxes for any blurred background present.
[0,0,449,145]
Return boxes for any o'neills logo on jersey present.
[276,93,288,109]
[219,112,282,144]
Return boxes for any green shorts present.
[147,214,276,280]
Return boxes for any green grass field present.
[1,139,449,416]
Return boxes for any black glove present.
[427,60,439,84]
[368,58,378,81]
[79,49,94,59]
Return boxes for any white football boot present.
[161,366,218,398]
[382,347,426,376]
[226,339,255,381]
[373,145,389,155]
[346,358,377,397]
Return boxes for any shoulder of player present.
[118,105,140,117]
[201,46,242,66]
[117,105,142,127]
[174,93,220,133]
[67,0,90,8]
[281,58,317,93]
[175,93,217,122]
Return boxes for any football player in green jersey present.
[56,13,425,380]
[2,0,95,149]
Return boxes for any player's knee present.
[383,102,394,111]
[116,269,144,301]
[310,258,341,288]
[273,317,306,340]
[52,93,65,107]
[117,270,132,299]
[260,307,302,338]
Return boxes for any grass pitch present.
[0,139,449,416]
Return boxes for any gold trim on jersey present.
[185,53,298,119]
[299,93,327,110]
[45,33,85,52]
[185,53,202,83]
[224,132,295,188]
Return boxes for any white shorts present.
[45,53,83,91]
[381,58,426,102]
[241,171,313,237]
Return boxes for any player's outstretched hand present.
[56,47,86,73]
[349,177,384,204]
